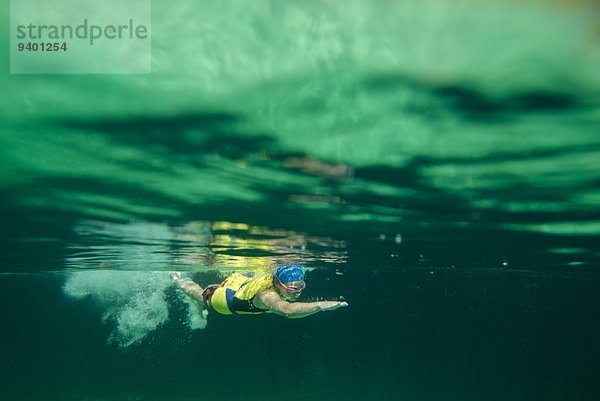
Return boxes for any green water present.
[1,1,600,400]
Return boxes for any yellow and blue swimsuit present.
[204,271,274,315]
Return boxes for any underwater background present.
[1,0,599,400]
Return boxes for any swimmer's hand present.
[319,301,349,311]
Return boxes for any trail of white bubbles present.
[63,270,206,347]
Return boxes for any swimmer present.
[172,265,348,318]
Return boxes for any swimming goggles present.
[276,276,306,294]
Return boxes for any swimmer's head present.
[274,265,305,301]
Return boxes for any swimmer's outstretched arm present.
[171,272,204,300]
[255,290,348,319]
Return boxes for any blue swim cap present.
[275,265,305,283]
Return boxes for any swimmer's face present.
[276,280,305,301]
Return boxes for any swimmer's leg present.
[171,272,207,313]
[171,272,209,329]
[172,271,204,300]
